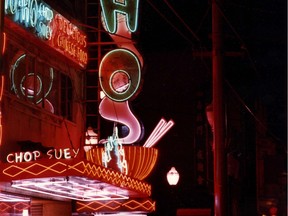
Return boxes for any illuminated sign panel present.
[5,0,53,39]
[4,0,87,68]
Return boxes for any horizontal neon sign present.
[6,148,80,163]
[4,0,87,68]
[5,0,53,39]
[51,14,88,67]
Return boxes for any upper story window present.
[9,52,74,121]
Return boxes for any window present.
[9,52,74,121]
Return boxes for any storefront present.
[0,1,156,215]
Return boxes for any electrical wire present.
[225,79,283,143]
[145,0,195,46]
[146,0,284,144]
[215,2,260,77]
[163,0,200,42]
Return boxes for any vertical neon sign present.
[99,0,142,146]
[99,0,174,150]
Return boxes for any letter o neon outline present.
[99,49,141,102]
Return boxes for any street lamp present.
[167,167,180,186]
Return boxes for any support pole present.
[212,0,227,215]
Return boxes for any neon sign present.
[99,1,174,148]
[5,0,53,40]
[99,97,141,144]
[102,126,128,174]
[99,49,141,102]
[10,54,54,109]
[6,148,80,163]
[143,118,175,148]
[4,0,88,68]
[50,14,88,67]
[99,0,142,146]
[100,0,139,34]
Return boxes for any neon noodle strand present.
[143,118,165,147]
[144,121,174,148]
[145,120,174,148]
[143,118,174,148]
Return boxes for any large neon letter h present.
[100,0,139,34]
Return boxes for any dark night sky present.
[131,0,286,213]
[135,0,286,144]
[58,0,286,214]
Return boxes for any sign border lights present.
[99,49,141,102]
[100,0,139,34]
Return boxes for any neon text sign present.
[5,0,53,40]
[6,148,80,163]
[4,0,88,68]
[51,14,88,67]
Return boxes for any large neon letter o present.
[99,49,141,102]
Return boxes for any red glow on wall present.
[2,33,6,55]
[0,76,4,147]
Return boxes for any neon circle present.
[99,49,141,102]
[10,54,54,104]
[110,70,131,94]
[20,73,42,98]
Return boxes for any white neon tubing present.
[12,179,129,201]
[108,13,143,67]
[145,120,175,148]
[143,118,165,147]
[143,119,174,148]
